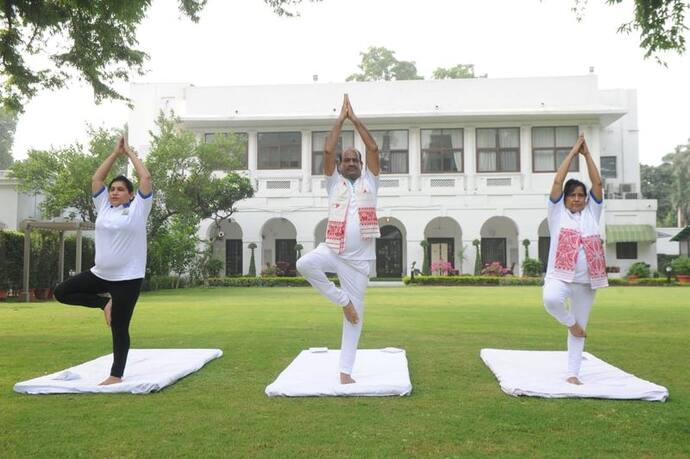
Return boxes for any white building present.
[0,170,43,231]
[128,75,657,277]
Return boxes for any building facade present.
[128,75,657,277]
[0,170,43,231]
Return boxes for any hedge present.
[207,276,334,287]
[404,275,687,287]
[0,230,96,291]
[403,275,544,286]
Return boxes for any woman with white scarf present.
[543,133,608,385]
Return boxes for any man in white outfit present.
[296,94,381,384]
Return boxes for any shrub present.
[670,256,690,275]
[207,276,323,287]
[627,262,651,278]
[521,258,543,277]
[430,261,453,276]
[481,261,510,277]
[403,275,542,286]
[261,263,278,277]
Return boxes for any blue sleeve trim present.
[590,189,603,204]
[549,193,563,204]
[92,186,106,198]
[138,189,153,199]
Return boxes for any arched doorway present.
[260,218,298,275]
[376,225,403,277]
[480,216,519,272]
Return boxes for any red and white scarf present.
[325,174,380,254]
[552,209,608,289]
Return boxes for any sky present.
[10,0,690,166]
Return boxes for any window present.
[600,156,617,178]
[476,128,520,172]
[421,129,463,173]
[532,127,579,172]
[371,130,409,174]
[257,132,301,169]
[204,132,248,169]
[616,242,637,259]
[311,131,354,175]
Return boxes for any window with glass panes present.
[532,127,579,172]
[204,132,248,169]
[421,129,463,173]
[257,132,301,169]
[311,131,354,175]
[616,242,637,259]
[371,130,409,174]
[476,128,520,172]
[600,156,617,178]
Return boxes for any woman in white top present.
[54,137,152,385]
[543,133,608,385]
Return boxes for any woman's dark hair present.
[563,178,587,197]
[109,175,134,193]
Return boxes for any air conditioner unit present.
[620,183,635,193]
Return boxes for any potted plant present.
[294,243,303,259]
[670,256,690,284]
[626,261,651,282]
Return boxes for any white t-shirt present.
[91,186,153,281]
[326,169,379,261]
[546,191,603,284]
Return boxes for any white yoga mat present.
[14,349,223,395]
[266,348,412,397]
[480,349,669,402]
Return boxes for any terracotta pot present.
[677,274,690,285]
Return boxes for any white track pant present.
[296,244,370,375]
[543,278,596,378]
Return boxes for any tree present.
[347,47,423,82]
[472,239,482,275]
[420,240,430,275]
[248,242,258,277]
[641,162,675,225]
[664,139,690,226]
[522,239,531,259]
[145,113,254,243]
[0,0,321,112]
[432,64,475,79]
[0,108,17,168]
[10,127,124,221]
[347,46,475,82]
[573,0,688,62]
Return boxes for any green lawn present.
[1,287,688,458]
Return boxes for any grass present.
[1,286,688,458]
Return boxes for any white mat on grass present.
[14,349,223,395]
[480,349,668,402]
[266,348,412,397]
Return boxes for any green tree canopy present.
[641,162,675,226]
[432,64,475,79]
[347,47,423,82]
[0,108,17,168]
[347,46,475,82]
[0,0,320,112]
[574,0,688,62]
[10,127,124,221]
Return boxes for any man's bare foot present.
[568,322,586,338]
[99,376,122,386]
[340,372,356,384]
[566,376,583,385]
[103,299,112,327]
[343,303,359,325]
